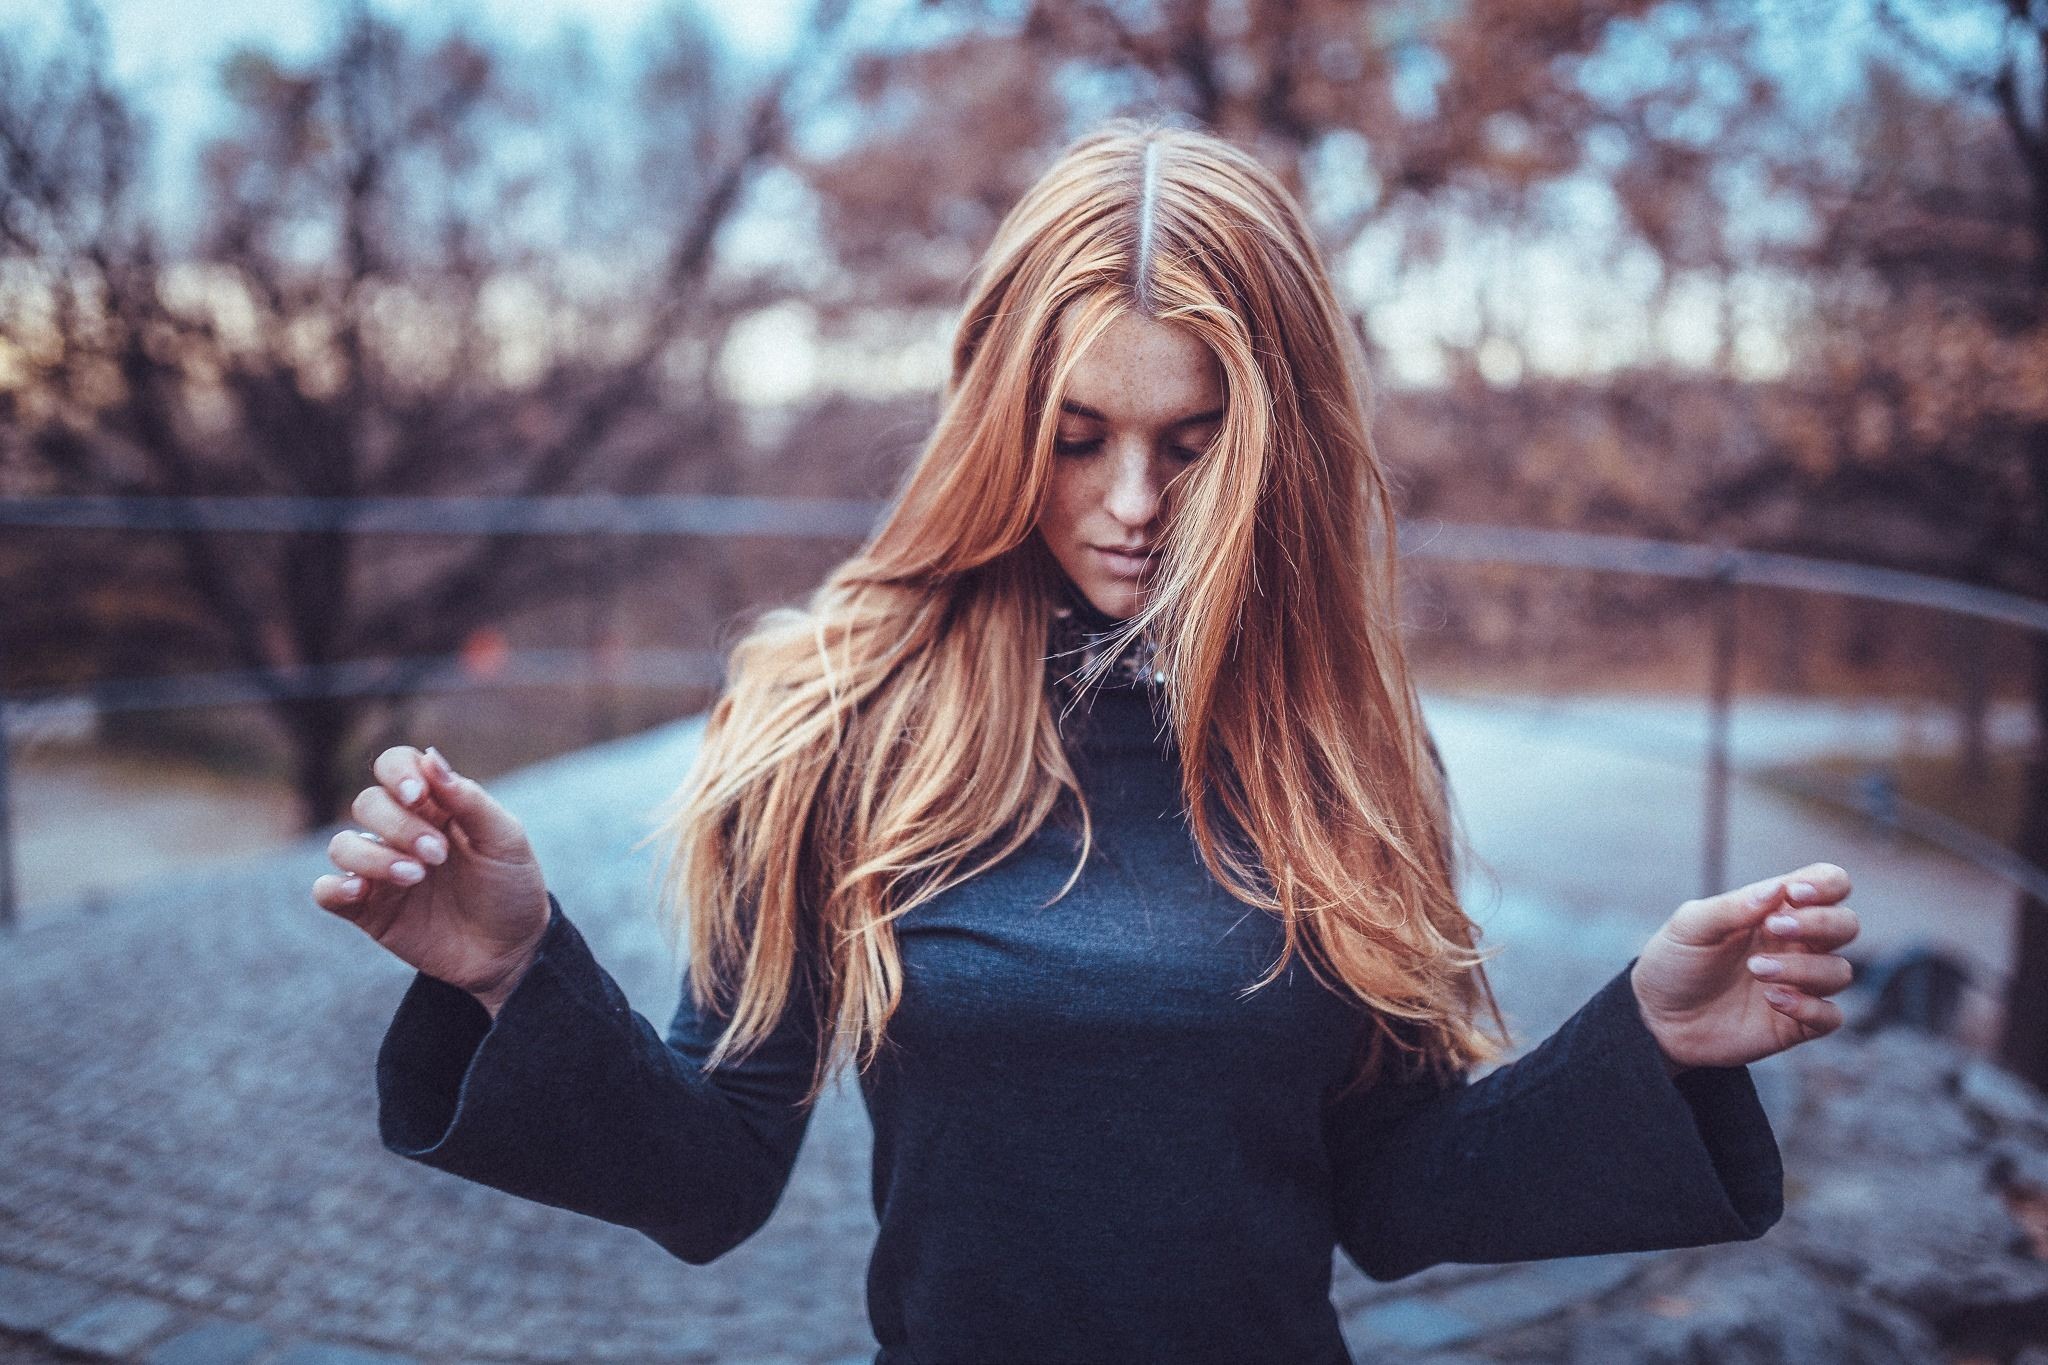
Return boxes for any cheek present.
[1038,468,1091,548]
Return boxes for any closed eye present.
[1054,439,1206,463]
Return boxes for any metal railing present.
[2,494,2043,951]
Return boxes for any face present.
[1036,309,1226,620]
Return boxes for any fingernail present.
[415,833,447,865]
[391,860,425,883]
[1749,955,1782,976]
[341,876,363,898]
[1788,881,1816,903]
[1748,883,1779,908]
[1766,913,1798,934]
[1764,987,1797,1007]
[425,747,453,781]
[399,777,423,805]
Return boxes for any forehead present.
[1053,307,1224,425]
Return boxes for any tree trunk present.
[286,696,360,833]
[1996,627,2048,1088]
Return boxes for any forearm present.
[1330,956,1782,1282]
[376,891,821,1264]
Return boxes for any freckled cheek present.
[1033,493,1074,558]
[1039,473,1095,551]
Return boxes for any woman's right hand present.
[312,744,551,1017]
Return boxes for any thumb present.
[1673,872,1790,948]
[422,746,529,859]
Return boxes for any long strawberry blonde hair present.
[639,116,1511,1109]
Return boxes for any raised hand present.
[311,744,551,1016]
[1628,862,1860,1073]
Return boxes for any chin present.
[1049,541,1156,619]
[1081,578,1148,619]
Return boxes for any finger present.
[1759,984,1844,1035]
[1671,874,1789,946]
[1747,949,1855,997]
[1760,902,1861,954]
[350,784,452,866]
[312,872,370,919]
[1781,863,1851,906]
[371,744,464,825]
[1677,862,1852,946]
[327,828,428,886]
[397,787,453,829]
[416,745,528,857]
[372,744,449,814]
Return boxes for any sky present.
[0,0,1993,399]
[2,0,815,206]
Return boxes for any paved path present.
[0,693,2014,1363]
[6,744,304,927]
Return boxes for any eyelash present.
[1054,439,1206,463]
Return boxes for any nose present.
[1103,444,1164,532]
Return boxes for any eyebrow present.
[1059,399,1225,427]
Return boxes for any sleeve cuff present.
[1332,954,1786,1282]
[370,889,822,1263]
[1582,955,1786,1240]
[374,891,574,1157]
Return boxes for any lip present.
[1094,545,1158,577]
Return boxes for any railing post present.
[585,538,620,746]
[0,642,14,934]
[1956,610,1991,787]
[1702,549,1740,900]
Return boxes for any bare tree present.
[1685,2,2048,1083]
[788,0,1670,320]
[0,0,853,828]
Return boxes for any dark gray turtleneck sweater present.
[375,592,1783,1364]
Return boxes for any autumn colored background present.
[1,0,2044,1087]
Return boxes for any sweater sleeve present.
[374,890,824,1265]
[1326,955,1785,1283]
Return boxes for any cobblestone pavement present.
[0,696,1967,1362]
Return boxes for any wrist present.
[468,941,541,1020]
[469,888,551,1019]
[1630,958,1693,1079]
[469,984,511,1021]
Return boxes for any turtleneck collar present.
[1046,573,1168,696]
[1044,573,1177,766]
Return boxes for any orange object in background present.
[460,627,510,679]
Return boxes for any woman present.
[313,118,1858,1365]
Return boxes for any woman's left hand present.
[1629,861,1860,1073]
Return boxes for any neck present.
[1055,572,1127,629]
